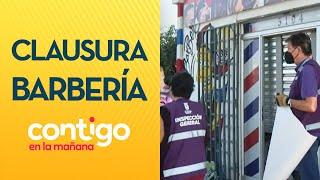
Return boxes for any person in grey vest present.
[275,32,320,180]
[160,72,207,180]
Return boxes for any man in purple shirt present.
[275,32,320,180]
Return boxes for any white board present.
[263,107,317,180]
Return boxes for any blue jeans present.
[298,138,320,180]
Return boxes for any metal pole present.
[222,26,227,180]
[227,25,232,180]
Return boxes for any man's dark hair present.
[286,32,312,56]
[170,72,194,99]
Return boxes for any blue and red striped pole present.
[176,2,184,72]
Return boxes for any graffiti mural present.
[184,27,197,78]
[182,22,240,178]
[183,23,235,104]
[183,23,212,101]
[227,0,264,14]
[265,0,286,5]
[198,26,234,102]
[184,0,195,27]
[195,0,212,24]
[184,0,271,26]
[183,25,200,101]
[212,0,228,18]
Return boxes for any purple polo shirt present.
[289,59,320,137]
[294,61,318,99]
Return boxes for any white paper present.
[263,107,317,180]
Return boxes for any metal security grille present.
[282,34,300,95]
[263,36,278,134]
[197,24,240,180]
